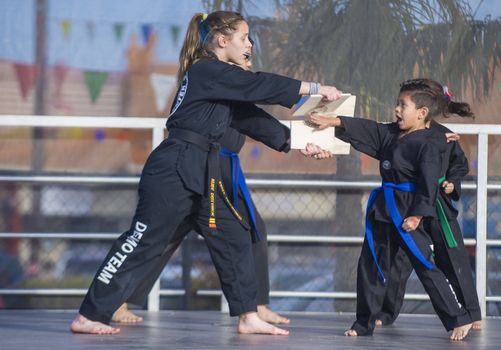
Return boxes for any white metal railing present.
[0,115,166,147]
[0,115,501,318]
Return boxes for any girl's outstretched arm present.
[305,112,342,130]
[299,83,343,101]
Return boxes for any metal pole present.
[476,133,488,318]
[220,294,229,313]
[33,0,48,170]
[34,0,47,117]
[152,124,165,149]
[29,0,48,277]
[182,235,193,309]
[148,280,161,312]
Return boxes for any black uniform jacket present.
[335,117,448,223]
[430,121,469,218]
[220,104,291,204]
[167,58,300,195]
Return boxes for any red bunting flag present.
[53,63,69,109]
[54,63,67,85]
[13,63,40,100]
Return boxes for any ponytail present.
[446,101,475,119]
[178,13,211,84]
[177,11,246,84]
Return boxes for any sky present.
[469,0,501,19]
[0,0,499,71]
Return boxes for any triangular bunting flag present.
[170,25,181,46]
[13,63,40,100]
[113,23,125,42]
[86,21,95,40]
[150,73,177,112]
[141,24,152,45]
[54,63,68,86]
[84,71,108,104]
[53,63,68,108]
[61,20,71,39]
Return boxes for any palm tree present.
[204,0,500,116]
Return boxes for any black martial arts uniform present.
[78,58,300,323]
[376,121,481,325]
[125,107,291,308]
[335,117,471,336]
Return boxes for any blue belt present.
[219,148,262,241]
[366,182,434,283]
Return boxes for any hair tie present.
[443,85,454,102]
[199,14,210,44]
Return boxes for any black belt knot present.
[168,128,249,232]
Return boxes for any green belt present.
[436,176,458,248]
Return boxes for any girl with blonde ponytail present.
[71,10,342,337]
[111,42,292,328]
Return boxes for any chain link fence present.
[1,179,500,314]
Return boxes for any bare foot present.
[375,319,383,327]
[238,312,289,335]
[70,314,120,335]
[257,305,290,324]
[112,303,143,323]
[344,329,358,336]
[450,323,472,341]
[472,320,481,330]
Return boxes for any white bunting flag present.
[150,73,177,113]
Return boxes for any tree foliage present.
[206,0,501,120]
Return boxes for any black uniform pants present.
[79,143,258,324]
[126,195,271,307]
[352,218,471,336]
[377,218,481,325]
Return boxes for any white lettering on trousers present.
[97,221,147,285]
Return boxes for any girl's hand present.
[442,180,454,194]
[305,112,340,130]
[402,216,422,232]
[300,143,334,159]
[313,149,334,159]
[445,132,460,143]
[319,85,343,101]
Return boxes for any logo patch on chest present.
[169,74,188,116]
[382,160,392,170]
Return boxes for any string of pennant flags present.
[13,62,177,111]
[10,17,183,106]
[53,17,182,46]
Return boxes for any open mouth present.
[243,52,252,60]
